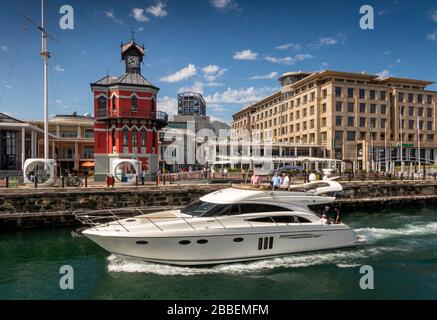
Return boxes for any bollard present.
[34,177,38,189]
[136,176,138,186]
[85,176,88,188]
[61,176,65,188]
[5,176,9,188]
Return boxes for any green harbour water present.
[1,207,437,300]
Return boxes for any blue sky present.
[1,0,437,124]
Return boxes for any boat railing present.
[75,208,314,233]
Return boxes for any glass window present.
[380,91,386,100]
[370,104,376,113]
[336,101,342,112]
[132,128,138,147]
[360,117,366,127]
[131,96,138,111]
[370,90,375,100]
[335,87,342,97]
[240,204,291,214]
[112,96,116,111]
[360,103,366,113]
[347,131,356,141]
[181,201,218,217]
[141,129,146,147]
[336,116,342,126]
[381,105,387,114]
[98,96,107,109]
[348,102,354,113]
[123,128,129,147]
[359,89,365,99]
[347,88,354,98]
[347,117,354,126]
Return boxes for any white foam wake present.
[106,246,401,276]
[355,222,437,242]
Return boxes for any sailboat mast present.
[41,0,49,159]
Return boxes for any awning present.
[81,161,95,167]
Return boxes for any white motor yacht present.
[79,180,366,266]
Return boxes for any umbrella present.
[81,161,95,168]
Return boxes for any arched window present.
[111,129,116,153]
[132,128,138,147]
[98,96,107,110]
[123,128,129,148]
[112,96,116,111]
[131,96,138,111]
[141,128,146,148]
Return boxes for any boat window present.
[202,204,231,217]
[296,217,312,223]
[227,204,241,216]
[240,203,291,214]
[181,201,217,217]
[247,215,312,224]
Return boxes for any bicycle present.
[65,176,84,188]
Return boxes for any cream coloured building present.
[232,70,437,170]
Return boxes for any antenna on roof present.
[131,28,136,42]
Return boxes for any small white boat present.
[79,180,366,266]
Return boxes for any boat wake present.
[106,246,397,276]
[355,222,437,242]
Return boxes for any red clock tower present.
[91,39,168,181]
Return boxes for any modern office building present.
[232,70,437,170]
[177,92,207,116]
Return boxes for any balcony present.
[95,109,168,123]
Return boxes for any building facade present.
[91,39,168,181]
[232,70,437,170]
[0,113,47,176]
[177,92,207,116]
[30,113,94,174]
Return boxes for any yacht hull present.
[83,228,363,266]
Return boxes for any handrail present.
[75,210,314,232]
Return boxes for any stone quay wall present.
[1,181,436,229]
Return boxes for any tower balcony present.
[95,109,168,122]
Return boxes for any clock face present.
[127,55,140,69]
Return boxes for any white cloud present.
[54,65,65,72]
[396,58,401,64]
[321,62,329,67]
[202,65,220,74]
[376,70,391,79]
[264,54,313,65]
[210,0,239,10]
[131,8,150,23]
[309,34,345,49]
[205,86,277,105]
[251,72,278,80]
[104,10,123,25]
[146,2,168,17]
[179,81,205,94]
[160,64,197,83]
[1,45,8,51]
[233,49,258,60]
[275,43,301,51]
[158,96,178,116]
[427,30,437,41]
[430,10,437,22]
[201,65,227,82]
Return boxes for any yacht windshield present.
[181,201,218,217]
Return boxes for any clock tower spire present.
[121,38,145,74]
